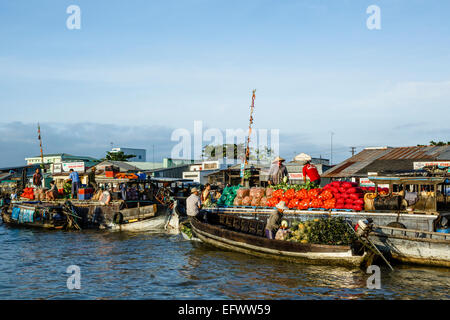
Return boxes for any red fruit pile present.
[21,187,35,200]
[323,181,364,211]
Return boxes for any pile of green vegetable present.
[216,185,242,206]
[181,223,193,239]
[268,181,317,192]
[287,217,356,245]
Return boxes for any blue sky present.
[0,0,449,167]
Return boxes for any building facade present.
[111,147,146,162]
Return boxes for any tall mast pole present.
[38,123,45,171]
[241,89,256,185]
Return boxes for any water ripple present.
[0,224,449,299]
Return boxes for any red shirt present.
[302,164,320,181]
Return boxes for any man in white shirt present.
[186,187,201,217]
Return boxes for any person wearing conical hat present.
[265,201,288,239]
[268,156,289,185]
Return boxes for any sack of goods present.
[323,181,364,211]
[229,187,268,207]
[216,185,241,206]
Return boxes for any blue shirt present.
[69,171,80,183]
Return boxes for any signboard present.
[413,161,450,170]
[288,173,304,180]
[361,177,389,188]
[359,178,375,187]
[202,161,219,170]
[62,162,85,173]
[52,163,62,174]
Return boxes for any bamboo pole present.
[241,90,256,185]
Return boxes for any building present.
[181,160,229,184]
[322,145,450,186]
[111,147,146,162]
[127,162,164,171]
[163,158,197,168]
[25,153,98,166]
[206,163,265,187]
[94,160,142,173]
[150,164,193,179]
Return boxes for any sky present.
[0,0,449,167]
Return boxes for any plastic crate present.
[78,194,92,200]
[78,188,93,195]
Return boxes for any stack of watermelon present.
[323,181,364,211]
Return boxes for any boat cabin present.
[368,175,449,214]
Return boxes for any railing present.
[374,225,450,241]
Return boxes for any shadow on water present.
[0,224,449,299]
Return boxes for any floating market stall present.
[1,176,178,232]
[185,214,373,269]
[204,179,444,232]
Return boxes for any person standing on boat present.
[87,167,98,192]
[302,160,321,187]
[268,156,289,185]
[265,201,288,239]
[186,187,207,221]
[201,183,212,208]
[69,169,80,199]
[33,168,43,188]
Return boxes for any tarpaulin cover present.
[11,207,20,220]
[11,207,34,223]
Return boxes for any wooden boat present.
[204,206,438,232]
[1,202,77,230]
[1,200,171,232]
[106,204,171,232]
[369,225,450,268]
[189,213,372,269]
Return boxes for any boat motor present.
[355,218,374,237]
[435,213,450,234]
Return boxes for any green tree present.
[202,143,245,160]
[429,141,450,146]
[102,151,136,161]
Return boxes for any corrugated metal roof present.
[0,173,12,181]
[322,148,392,178]
[378,146,450,160]
[322,145,450,178]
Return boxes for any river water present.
[0,222,449,300]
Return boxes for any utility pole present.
[330,132,334,165]
[152,144,155,164]
[350,147,356,157]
